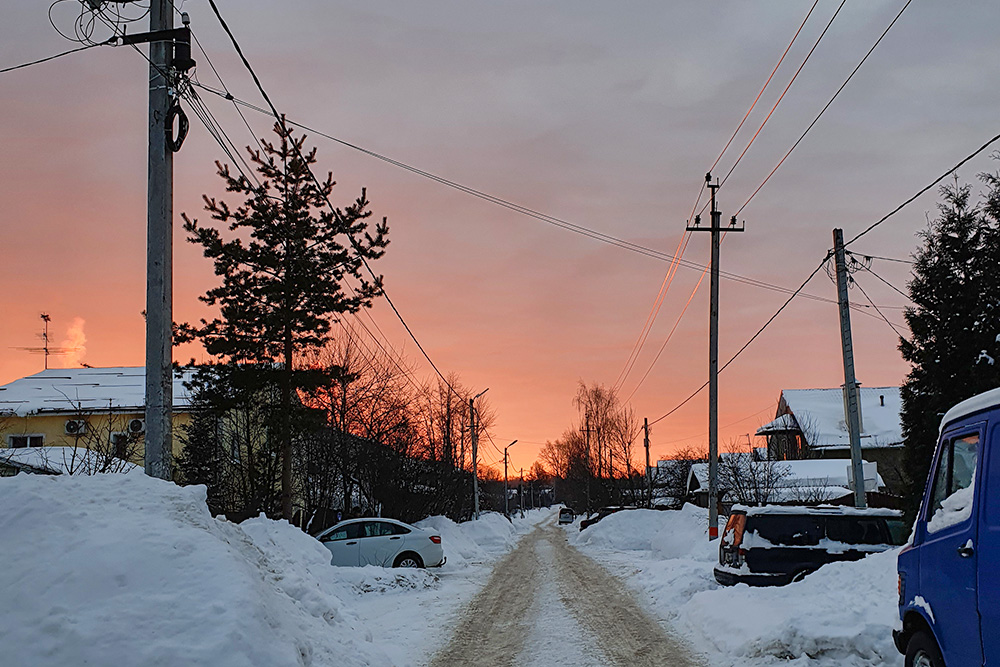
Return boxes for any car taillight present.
[430,535,441,544]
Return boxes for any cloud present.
[61,318,87,368]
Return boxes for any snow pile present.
[575,505,903,666]
[0,473,391,667]
[573,506,708,559]
[416,511,518,567]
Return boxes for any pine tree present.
[900,176,1000,517]
[180,121,389,519]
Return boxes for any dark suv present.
[714,505,906,586]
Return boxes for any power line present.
[858,262,911,302]
[649,253,831,426]
[717,0,845,192]
[204,0,461,399]
[736,0,913,216]
[845,128,1000,247]
[0,40,111,74]
[190,80,870,308]
[853,274,906,339]
[848,251,914,265]
[708,1,819,176]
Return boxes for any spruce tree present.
[180,122,389,519]
[900,176,1000,517]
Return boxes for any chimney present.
[880,394,885,407]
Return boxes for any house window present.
[7,434,43,448]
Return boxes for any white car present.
[316,518,445,568]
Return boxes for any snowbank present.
[0,473,391,667]
[574,505,903,667]
[416,511,518,568]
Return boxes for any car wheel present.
[905,631,945,667]
[393,552,424,569]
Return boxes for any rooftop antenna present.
[10,314,80,370]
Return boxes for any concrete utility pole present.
[470,388,489,519]
[519,467,525,519]
[644,418,652,508]
[581,417,593,515]
[833,229,867,509]
[687,173,745,539]
[144,0,175,480]
[504,440,517,518]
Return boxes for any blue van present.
[894,387,1000,667]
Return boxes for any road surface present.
[429,520,702,667]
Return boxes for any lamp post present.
[470,387,489,519]
[504,440,517,518]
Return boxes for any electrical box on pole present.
[687,173,745,539]
[833,228,867,509]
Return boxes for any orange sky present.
[3,2,999,473]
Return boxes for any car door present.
[358,521,405,567]
[319,522,361,566]
[917,427,982,666]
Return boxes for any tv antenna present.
[11,313,80,370]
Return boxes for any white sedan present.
[316,518,445,568]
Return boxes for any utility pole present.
[504,439,517,519]
[687,173,745,539]
[470,388,488,520]
[519,467,525,518]
[581,417,594,515]
[833,229,867,509]
[644,417,651,508]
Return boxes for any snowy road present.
[429,520,702,667]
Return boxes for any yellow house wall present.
[1,412,192,465]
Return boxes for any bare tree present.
[719,439,790,506]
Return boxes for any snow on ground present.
[0,472,549,667]
[570,506,903,667]
[348,508,551,666]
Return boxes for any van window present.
[927,432,979,533]
[751,515,823,546]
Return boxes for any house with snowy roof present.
[0,367,195,474]
[755,386,904,495]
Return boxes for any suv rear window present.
[750,515,823,546]
[825,516,886,545]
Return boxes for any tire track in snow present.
[428,520,702,667]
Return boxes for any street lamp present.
[504,440,517,518]
[471,388,489,519]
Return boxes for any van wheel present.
[905,631,944,667]
[393,552,424,569]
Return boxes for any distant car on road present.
[315,518,445,568]
[714,505,906,587]
[558,508,575,524]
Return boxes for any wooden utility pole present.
[687,173,744,539]
[833,229,867,509]
[504,439,517,518]
[519,467,525,518]
[644,418,652,508]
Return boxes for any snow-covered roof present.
[0,367,195,417]
[778,386,902,450]
[940,386,1000,432]
[755,413,799,435]
[688,458,885,492]
[0,447,140,475]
